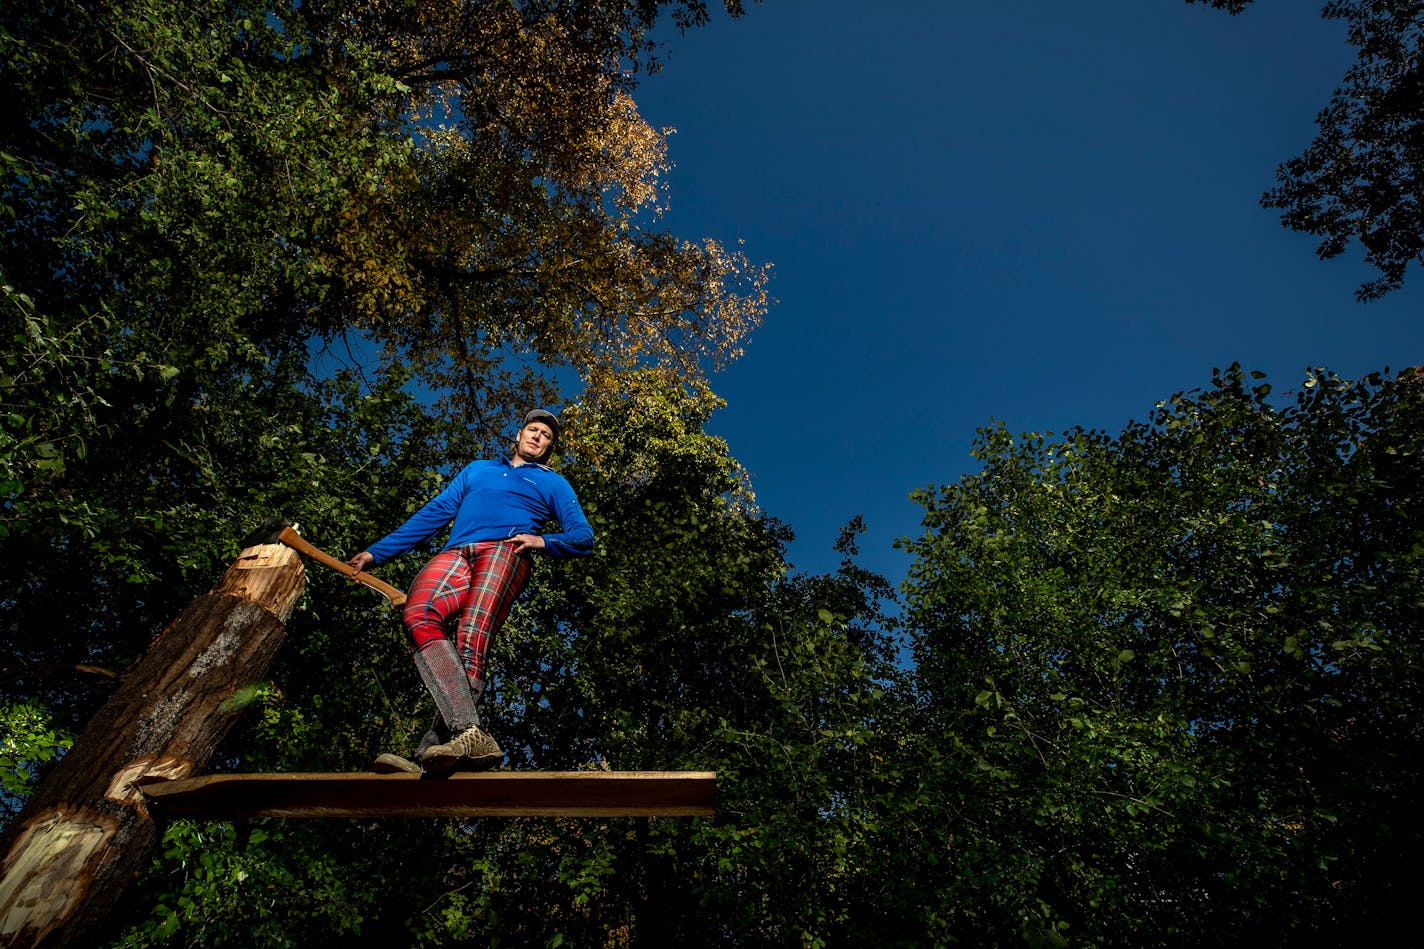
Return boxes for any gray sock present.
[412,640,479,733]
[415,679,487,755]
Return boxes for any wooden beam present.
[140,771,717,819]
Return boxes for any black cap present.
[521,409,561,440]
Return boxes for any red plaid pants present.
[402,542,532,682]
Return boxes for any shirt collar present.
[503,457,552,472]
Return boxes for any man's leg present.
[412,639,480,732]
[373,549,481,773]
[420,542,531,771]
[453,541,533,686]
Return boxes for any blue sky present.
[631,1,1424,585]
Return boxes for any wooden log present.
[0,544,304,949]
[142,771,718,819]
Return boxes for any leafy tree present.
[0,0,764,717]
[1190,0,1424,299]
[895,365,1424,945]
[0,2,892,943]
[0,699,71,824]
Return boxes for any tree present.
[0,0,765,717]
[0,3,927,944]
[895,365,1424,944]
[1189,0,1424,300]
[0,542,304,948]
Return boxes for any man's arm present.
[535,475,594,557]
[360,468,470,565]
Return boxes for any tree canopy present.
[0,0,768,713]
[895,364,1424,944]
[1190,0,1424,300]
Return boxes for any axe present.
[242,517,407,608]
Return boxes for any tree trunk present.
[0,542,304,948]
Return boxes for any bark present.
[0,543,304,948]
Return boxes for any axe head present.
[239,516,294,550]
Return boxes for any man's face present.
[516,421,555,462]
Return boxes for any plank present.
[139,771,717,819]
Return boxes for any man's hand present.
[346,551,375,576]
[509,534,546,555]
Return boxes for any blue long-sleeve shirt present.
[365,458,594,565]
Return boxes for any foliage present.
[0,281,177,523]
[286,0,773,423]
[0,700,71,824]
[0,0,764,713]
[110,823,382,949]
[1189,0,1424,299]
[896,364,1424,944]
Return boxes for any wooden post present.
[0,542,304,948]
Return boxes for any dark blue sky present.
[632,1,1424,585]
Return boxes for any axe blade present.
[239,516,293,550]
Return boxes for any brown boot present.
[419,723,503,772]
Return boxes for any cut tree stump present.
[0,542,306,949]
[140,770,717,819]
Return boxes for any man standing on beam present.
[348,409,594,773]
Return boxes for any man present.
[347,409,594,773]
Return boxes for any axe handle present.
[279,526,407,608]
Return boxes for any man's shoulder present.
[525,461,566,479]
[520,462,577,489]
